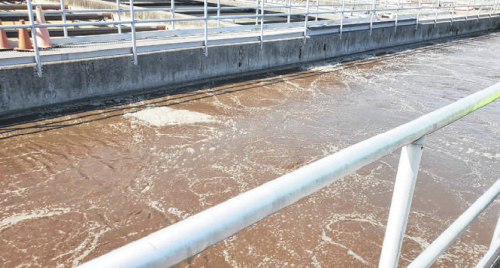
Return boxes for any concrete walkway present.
[0,17,410,67]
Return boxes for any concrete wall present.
[1,17,499,118]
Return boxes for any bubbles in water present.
[124,107,217,127]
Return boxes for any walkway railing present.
[0,0,499,76]
[76,81,500,267]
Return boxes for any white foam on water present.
[124,107,217,127]
[304,62,344,73]
[0,208,71,232]
[167,207,191,219]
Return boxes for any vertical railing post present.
[378,136,425,268]
[255,0,260,25]
[315,0,319,21]
[466,0,471,19]
[471,0,476,19]
[171,0,176,29]
[60,0,68,37]
[370,0,376,35]
[129,0,137,64]
[490,216,500,248]
[303,0,310,44]
[287,0,291,23]
[477,0,481,19]
[260,0,264,49]
[204,0,208,56]
[451,0,456,23]
[340,0,345,39]
[395,0,400,30]
[116,0,122,34]
[217,0,221,27]
[434,0,439,25]
[27,0,42,77]
[489,0,496,19]
[416,0,422,29]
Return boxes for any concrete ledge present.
[1,17,499,119]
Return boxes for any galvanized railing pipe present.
[408,178,500,268]
[478,0,481,19]
[171,0,176,29]
[451,0,457,23]
[0,10,357,30]
[466,0,471,19]
[495,0,499,17]
[395,0,400,29]
[416,0,422,28]
[474,212,500,267]
[0,3,460,15]
[287,0,291,23]
[0,20,133,29]
[78,82,500,268]
[370,0,376,35]
[0,9,495,32]
[476,236,500,268]
[204,0,208,56]
[116,0,122,34]
[129,0,137,64]
[60,0,68,37]
[26,0,42,77]
[0,3,492,17]
[491,0,497,18]
[315,0,319,21]
[1,0,498,76]
[340,0,345,38]
[217,0,221,27]
[255,0,260,25]
[260,0,265,49]
[0,5,495,31]
[434,0,439,25]
[304,0,310,43]
[490,216,500,248]
[378,136,425,268]
[124,3,380,11]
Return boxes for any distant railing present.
[0,0,498,76]
[75,80,500,267]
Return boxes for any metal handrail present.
[0,0,498,76]
[0,7,449,30]
[408,179,500,267]
[0,5,492,29]
[77,82,500,267]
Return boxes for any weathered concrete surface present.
[0,17,499,118]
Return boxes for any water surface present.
[1,32,500,267]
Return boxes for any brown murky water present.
[1,32,500,268]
